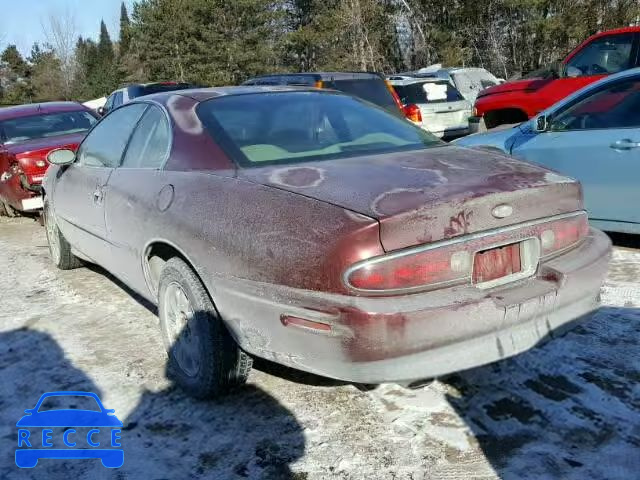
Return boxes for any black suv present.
[242,72,403,115]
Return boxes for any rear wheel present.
[43,200,83,270]
[158,257,252,398]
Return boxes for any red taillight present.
[540,214,589,256]
[347,244,469,292]
[402,104,422,123]
[345,212,589,294]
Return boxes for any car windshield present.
[198,91,441,166]
[0,111,97,145]
[392,81,465,104]
[37,395,101,412]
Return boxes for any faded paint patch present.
[167,95,204,135]
[372,188,431,217]
[269,167,325,188]
[444,210,473,238]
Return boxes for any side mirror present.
[47,148,76,165]
[534,114,549,132]
[97,106,106,116]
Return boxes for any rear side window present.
[77,104,147,168]
[197,91,440,167]
[121,106,170,168]
[327,79,397,112]
[392,81,465,105]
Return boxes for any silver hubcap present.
[45,206,61,265]
[163,282,200,377]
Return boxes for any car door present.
[513,76,640,228]
[53,104,147,266]
[104,104,172,294]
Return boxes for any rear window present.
[197,91,440,167]
[326,78,398,112]
[392,81,465,105]
[0,110,97,145]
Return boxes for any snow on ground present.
[0,217,638,479]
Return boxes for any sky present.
[0,0,135,56]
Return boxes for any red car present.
[0,102,98,216]
[474,26,640,129]
[43,87,610,398]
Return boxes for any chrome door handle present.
[610,139,640,150]
[93,189,103,203]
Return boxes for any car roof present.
[143,85,326,103]
[243,71,383,85]
[386,75,449,86]
[0,101,88,121]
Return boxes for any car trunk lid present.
[239,145,582,252]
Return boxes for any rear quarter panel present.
[106,170,383,300]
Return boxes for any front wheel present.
[158,257,252,398]
[43,200,83,270]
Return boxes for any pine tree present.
[119,3,131,57]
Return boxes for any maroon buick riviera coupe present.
[42,86,611,398]
[0,102,98,216]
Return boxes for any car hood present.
[477,78,551,98]
[452,124,525,152]
[2,132,86,156]
[239,146,582,252]
[16,409,123,427]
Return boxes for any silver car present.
[388,76,472,138]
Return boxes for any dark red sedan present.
[0,102,98,216]
[42,87,610,398]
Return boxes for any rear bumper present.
[214,228,611,383]
[0,173,43,211]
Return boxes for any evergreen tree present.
[119,3,131,57]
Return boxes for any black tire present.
[158,257,252,398]
[0,200,6,217]
[43,200,83,270]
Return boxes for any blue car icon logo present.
[16,391,123,468]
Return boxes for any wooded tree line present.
[1,0,639,104]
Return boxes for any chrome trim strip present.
[343,210,587,295]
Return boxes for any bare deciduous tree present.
[41,8,77,99]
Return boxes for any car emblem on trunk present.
[492,204,513,219]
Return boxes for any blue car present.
[455,68,640,235]
[16,391,123,468]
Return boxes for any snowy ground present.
[0,216,638,479]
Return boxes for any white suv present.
[387,76,472,139]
